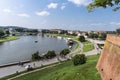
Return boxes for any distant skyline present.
[0,0,120,31]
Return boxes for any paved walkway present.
[0,38,102,79]
[0,57,66,78]
[8,64,59,80]
[68,40,83,57]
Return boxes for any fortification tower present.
[97,34,120,80]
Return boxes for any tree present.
[87,0,120,12]
[78,35,85,42]
[94,33,99,39]
[116,28,120,34]
[5,31,10,35]
[32,51,41,61]
[15,28,24,32]
[44,50,56,59]
[0,29,5,38]
[88,33,99,39]
[60,49,70,56]
[99,33,107,40]
[73,54,87,66]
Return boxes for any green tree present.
[87,0,120,12]
[116,28,120,34]
[94,33,99,39]
[5,31,10,35]
[78,35,85,42]
[0,29,5,38]
[44,50,56,59]
[32,51,41,61]
[99,33,107,40]
[88,33,99,39]
[60,49,70,56]
[73,54,87,66]
[15,28,24,32]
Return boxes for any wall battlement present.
[97,34,120,80]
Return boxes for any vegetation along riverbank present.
[0,36,19,43]
[1,55,101,80]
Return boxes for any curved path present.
[84,39,103,56]
[69,40,83,55]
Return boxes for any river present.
[0,36,68,66]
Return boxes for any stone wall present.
[96,34,120,80]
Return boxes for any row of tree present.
[32,49,70,61]
[32,49,87,66]
[88,33,107,40]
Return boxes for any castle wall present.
[97,34,120,80]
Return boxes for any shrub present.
[73,54,87,66]
[44,50,56,59]
[32,51,41,61]
[60,49,70,56]
[0,29,5,38]
[78,36,85,42]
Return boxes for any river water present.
[0,36,68,65]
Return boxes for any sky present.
[0,0,120,31]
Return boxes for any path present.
[0,57,66,78]
[85,39,103,56]
[7,64,59,80]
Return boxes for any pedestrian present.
[33,63,35,68]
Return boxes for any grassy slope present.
[0,36,19,43]
[82,41,94,52]
[11,55,101,80]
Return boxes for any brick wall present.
[96,34,120,80]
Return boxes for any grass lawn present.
[82,41,94,52]
[0,36,19,43]
[8,55,101,80]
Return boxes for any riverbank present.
[3,55,101,80]
[45,33,95,54]
[45,33,80,52]
[0,36,19,43]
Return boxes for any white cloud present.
[17,13,30,17]
[68,0,92,6]
[36,11,50,16]
[61,3,68,10]
[61,6,66,10]
[90,23,106,26]
[3,9,11,13]
[110,22,120,26]
[47,3,58,9]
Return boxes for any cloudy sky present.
[0,0,120,31]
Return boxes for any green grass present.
[46,33,78,40]
[74,41,79,50]
[0,36,19,43]
[8,55,101,80]
[82,41,94,52]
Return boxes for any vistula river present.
[0,36,69,66]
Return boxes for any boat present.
[57,36,62,39]
[35,41,38,43]
[69,46,72,49]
